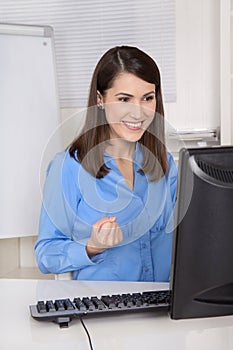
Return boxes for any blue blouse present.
[35,143,177,281]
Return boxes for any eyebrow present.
[114,90,156,97]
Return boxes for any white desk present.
[1,279,233,350]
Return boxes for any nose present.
[128,101,143,120]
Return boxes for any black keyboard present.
[30,290,171,327]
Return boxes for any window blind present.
[0,0,176,108]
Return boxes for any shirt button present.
[142,243,147,249]
[145,268,149,272]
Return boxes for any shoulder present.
[46,150,81,182]
[43,150,83,198]
[48,150,80,171]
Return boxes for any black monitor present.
[170,146,233,319]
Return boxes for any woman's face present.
[98,72,156,143]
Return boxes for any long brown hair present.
[69,46,168,181]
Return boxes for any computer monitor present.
[170,146,233,319]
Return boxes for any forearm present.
[35,237,95,274]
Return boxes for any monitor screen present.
[170,146,233,319]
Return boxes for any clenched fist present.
[86,216,123,258]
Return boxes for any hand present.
[86,216,123,258]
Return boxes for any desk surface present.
[1,279,233,350]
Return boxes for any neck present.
[106,139,136,160]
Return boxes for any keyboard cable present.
[79,316,94,350]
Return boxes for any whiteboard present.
[0,23,62,238]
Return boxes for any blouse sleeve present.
[34,151,95,274]
[167,152,178,205]
[164,152,178,233]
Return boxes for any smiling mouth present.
[123,121,143,130]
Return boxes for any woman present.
[35,46,177,281]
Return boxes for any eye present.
[143,95,155,102]
[118,97,130,102]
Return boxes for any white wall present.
[165,0,220,132]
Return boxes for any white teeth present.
[124,121,142,128]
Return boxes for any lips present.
[123,121,143,130]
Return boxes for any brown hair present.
[69,46,168,181]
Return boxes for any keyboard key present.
[46,300,56,312]
[64,299,74,311]
[73,297,87,311]
[101,295,116,309]
[55,300,65,311]
[91,297,106,310]
[82,297,95,311]
[37,301,47,313]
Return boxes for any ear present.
[97,90,103,106]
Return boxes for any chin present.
[124,136,143,143]
[125,131,144,142]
